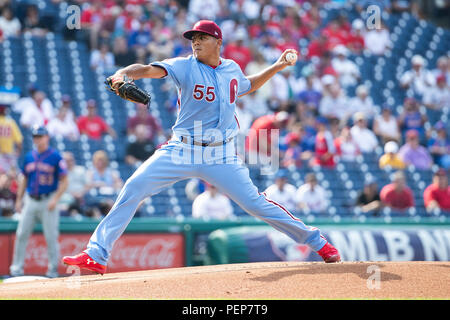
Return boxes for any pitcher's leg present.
[201,163,327,251]
[85,146,193,265]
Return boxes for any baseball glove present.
[105,75,151,107]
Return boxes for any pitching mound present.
[0,261,449,299]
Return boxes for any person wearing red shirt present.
[127,103,164,142]
[311,117,335,168]
[347,19,365,54]
[424,169,450,212]
[246,111,289,157]
[307,34,332,59]
[222,32,253,72]
[380,171,415,211]
[77,100,116,140]
[320,19,350,49]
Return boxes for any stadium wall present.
[0,217,449,275]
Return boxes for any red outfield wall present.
[0,233,185,275]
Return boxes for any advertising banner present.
[4,233,184,275]
[207,227,450,263]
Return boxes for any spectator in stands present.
[22,3,49,36]
[58,94,76,121]
[334,126,361,162]
[427,121,450,169]
[112,36,137,68]
[397,97,427,142]
[269,67,298,112]
[331,45,360,89]
[80,0,104,50]
[398,98,427,138]
[349,85,376,122]
[58,152,88,219]
[316,51,338,78]
[307,33,332,59]
[282,131,305,168]
[311,117,336,168]
[423,74,450,111]
[400,55,436,97]
[347,19,365,55]
[264,169,298,213]
[125,124,156,168]
[127,18,152,51]
[77,99,116,140]
[0,6,21,38]
[398,129,433,170]
[222,28,252,72]
[296,173,329,214]
[379,141,406,170]
[355,178,381,216]
[319,82,350,123]
[47,104,80,141]
[380,171,415,211]
[147,21,174,61]
[90,42,115,73]
[127,103,164,143]
[19,89,54,128]
[363,21,392,56]
[423,169,450,213]
[188,0,223,21]
[297,69,322,115]
[0,172,17,218]
[431,56,449,86]
[320,18,349,50]
[373,104,401,144]
[192,183,235,220]
[350,112,379,153]
[85,150,123,218]
[0,104,22,173]
[246,111,290,159]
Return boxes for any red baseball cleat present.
[62,252,106,275]
[317,242,341,263]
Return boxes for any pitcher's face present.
[191,32,221,61]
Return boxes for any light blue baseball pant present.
[85,139,327,265]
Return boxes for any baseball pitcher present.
[63,20,340,275]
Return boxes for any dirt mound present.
[0,261,448,299]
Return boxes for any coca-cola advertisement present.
[0,234,11,275]
[3,233,185,275]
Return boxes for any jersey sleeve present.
[150,57,187,88]
[234,62,251,96]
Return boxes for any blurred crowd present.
[0,0,449,220]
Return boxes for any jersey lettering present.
[193,84,216,102]
[229,79,238,104]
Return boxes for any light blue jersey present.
[151,55,251,141]
[84,54,330,266]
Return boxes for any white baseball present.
[286,52,298,63]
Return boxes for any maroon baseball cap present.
[183,20,222,40]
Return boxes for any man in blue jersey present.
[10,125,68,278]
[63,20,340,275]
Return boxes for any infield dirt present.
[0,261,448,299]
